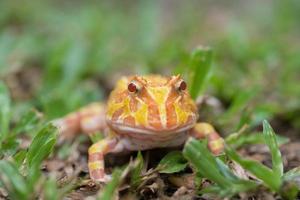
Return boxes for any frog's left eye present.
[176,80,187,91]
[128,82,139,93]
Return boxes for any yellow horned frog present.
[54,75,224,182]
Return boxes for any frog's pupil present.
[128,82,137,93]
[179,81,187,91]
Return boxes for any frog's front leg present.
[189,122,224,155]
[88,137,124,182]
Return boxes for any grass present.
[98,46,300,199]
[98,120,297,199]
[0,0,300,199]
[0,123,57,199]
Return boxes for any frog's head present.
[106,75,198,134]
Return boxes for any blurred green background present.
[0,0,299,134]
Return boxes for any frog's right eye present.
[175,79,187,92]
[128,82,140,93]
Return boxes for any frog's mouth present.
[108,121,196,135]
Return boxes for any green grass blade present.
[215,158,239,181]
[183,138,232,189]
[158,151,187,173]
[61,42,88,90]
[44,176,59,200]
[226,132,289,149]
[263,120,283,177]
[26,124,58,168]
[0,160,29,199]
[199,185,225,196]
[0,82,11,145]
[1,135,19,156]
[200,179,257,198]
[130,151,144,188]
[224,90,255,117]
[98,155,142,199]
[12,110,41,136]
[280,182,299,200]
[225,145,281,191]
[283,166,300,181]
[184,138,257,197]
[188,46,213,99]
[97,169,122,200]
[219,90,255,128]
[14,150,27,167]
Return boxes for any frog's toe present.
[93,175,112,183]
[102,174,112,182]
[90,169,111,183]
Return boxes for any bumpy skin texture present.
[54,75,224,182]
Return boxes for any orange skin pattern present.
[54,75,224,182]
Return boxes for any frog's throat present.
[108,121,196,135]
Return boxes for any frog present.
[54,75,224,182]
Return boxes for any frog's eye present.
[128,82,139,93]
[176,80,187,91]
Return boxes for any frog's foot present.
[90,170,112,183]
[189,122,224,155]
